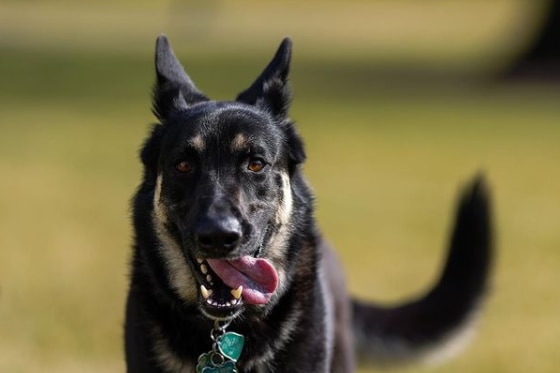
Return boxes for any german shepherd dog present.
[125,35,493,372]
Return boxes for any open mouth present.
[194,256,279,319]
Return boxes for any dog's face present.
[141,36,305,320]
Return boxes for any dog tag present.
[196,353,212,373]
[201,360,237,373]
[197,321,243,373]
[217,332,245,362]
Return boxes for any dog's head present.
[140,36,306,320]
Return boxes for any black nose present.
[195,215,242,255]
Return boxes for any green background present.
[1,1,558,372]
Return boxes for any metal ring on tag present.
[210,351,225,366]
[211,329,223,342]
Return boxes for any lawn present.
[0,1,559,372]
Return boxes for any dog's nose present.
[195,216,242,255]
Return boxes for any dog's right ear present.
[152,35,208,122]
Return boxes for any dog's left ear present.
[153,35,208,122]
[237,38,305,168]
[236,38,292,121]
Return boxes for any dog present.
[125,35,493,373]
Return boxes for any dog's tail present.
[352,174,493,366]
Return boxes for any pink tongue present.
[206,256,278,305]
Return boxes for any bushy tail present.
[352,174,493,366]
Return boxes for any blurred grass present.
[1,1,559,372]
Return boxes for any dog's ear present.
[236,38,292,120]
[152,35,208,122]
[140,124,166,184]
[284,122,306,172]
[237,38,305,169]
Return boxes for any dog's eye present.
[175,160,192,173]
[247,158,265,173]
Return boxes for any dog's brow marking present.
[189,135,205,151]
[231,133,248,152]
[153,174,197,303]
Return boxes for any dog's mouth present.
[194,256,279,319]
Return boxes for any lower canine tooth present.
[230,285,243,300]
[200,285,212,299]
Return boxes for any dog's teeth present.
[197,258,204,264]
[230,285,243,300]
[225,301,232,307]
[206,274,213,283]
[231,299,238,306]
[200,264,208,274]
[200,285,212,299]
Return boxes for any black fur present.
[125,36,494,373]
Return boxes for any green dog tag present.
[196,353,212,373]
[217,332,245,362]
[201,361,237,373]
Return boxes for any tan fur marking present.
[153,174,198,303]
[266,172,294,302]
[153,174,169,224]
[189,135,205,152]
[275,173,293,226]
[231,133,248,152]
[243,174,294,319]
